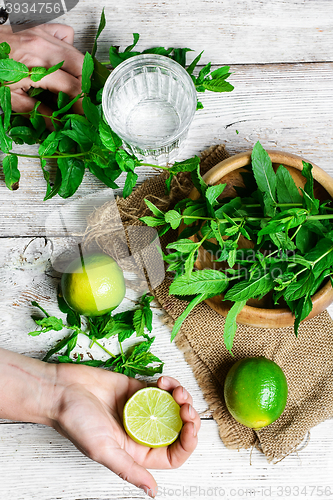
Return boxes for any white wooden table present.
[1,1,333,499]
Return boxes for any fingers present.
[38,24,75,44]
[32,69,83,110]
[10,89,55,130]
[156,375,201,468]
[166,413,199,469]
[157,375,181,392]
[14,26,84,78]
[179,401,201,434]
[97,444,158,498]
[10,69,84,115]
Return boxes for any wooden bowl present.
[188,149,333,328]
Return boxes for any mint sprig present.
[108,34,233,110]
[29,293,163,376]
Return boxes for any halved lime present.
[123,387,183,448]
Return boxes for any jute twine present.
[84,145,333,462]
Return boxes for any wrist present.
[0,348,58,426]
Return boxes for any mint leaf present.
[133,309,145,337]
[251,141,277,216]
[205,183,226,208]
[293,294,313,337]
[30,316,64,335]
[82,96,100,129]
[169,156,200,175]
[140,216,165,227]
[167,239,198,254]
[302,161,315,201]
[30,61,64,82]
[203,78,234,92]
[165,210,182,229]
[124,33,140,52]
[295,226,313,254]
[284,273,315,301]
[191,163,207,196]
[300,187,320,214]
[65,334,78,355]
[0,42,10,60]
[0,85,11,131]
[224,270,274,301]
[223,300,247,353]
[57,91,70,110]
[210,65,231,79]
[42,332,78,362]
[99,121,122,151]
[87,162,120,189]
[172,48,192,67]
[81,52,94,93]
[2,154,20,190]
[303,238,333,275]
[52,93,83,118]
[0,59,29,83]
[144,198,165,218]
[186,51,203,76]
[38,131,61,156]
[57,157,85,198]
[0,114,12,153]
[171,293,207,341]
[169,269,228,296]
[276,165,303,204]
[91,8,106,58]
[123,171,138,198]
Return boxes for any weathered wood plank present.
[0,419,332,499]
[1,62,333,236]
[62,0,333,64]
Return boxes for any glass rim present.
[102,53,198,148]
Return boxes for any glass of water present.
[102,54,197,164]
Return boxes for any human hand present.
[50,365,200,497]
[0,24,84,125]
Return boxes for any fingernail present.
[193,422,197,437]
[189,404,193,417]
[139,485,153,497]
[182,387,188,400]
[160,376,170,389]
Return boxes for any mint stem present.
[86,335,116,358]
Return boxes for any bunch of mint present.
[0,9,233,199]
[141,141,333,353]
[30,292,163,377]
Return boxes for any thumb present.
[99,446,158,498]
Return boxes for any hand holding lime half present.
[224,357,288,430]
[61,252,126,316]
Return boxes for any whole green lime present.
[224,357,288,430]
[61,252,126,317]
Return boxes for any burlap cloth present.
[85,145,333,463]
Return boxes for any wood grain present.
[0,420,332,499]
[61,0,333,65]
